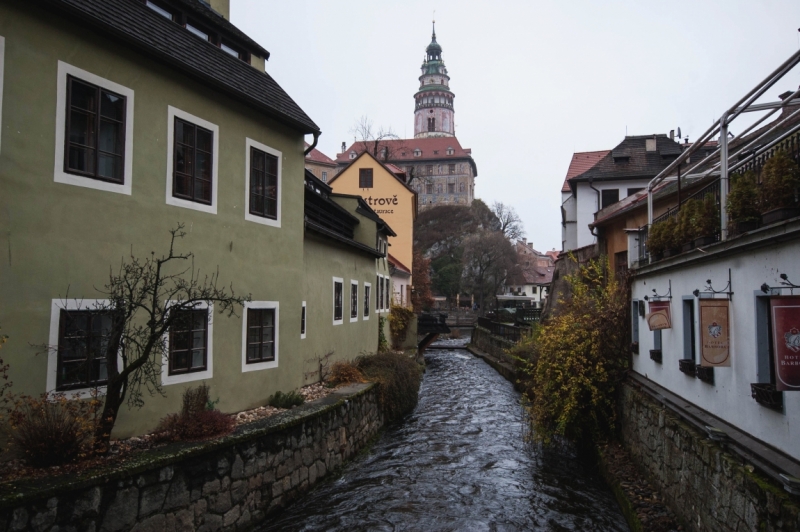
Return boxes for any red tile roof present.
[304,143,337,166]
[561,150,611,192]
[388,253,412,274]
[335,137,473,164]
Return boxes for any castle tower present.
[414,22,455,138]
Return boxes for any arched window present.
[427,117,436,132]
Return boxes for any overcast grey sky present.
[233,0,800,252]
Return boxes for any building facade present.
[336,25,477,210]
[0,0,392,438]
[304,142,337,183]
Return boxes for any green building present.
[0,0,392,437]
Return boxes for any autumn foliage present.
[515,256,629,444]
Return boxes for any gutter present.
[304,132,320,156]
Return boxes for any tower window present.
[427,117,436,132]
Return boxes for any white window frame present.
[350,280,359,322]
[0,36,5,155]
[47,299,122,397]
[54,61,135,195]
[301,300,307,339]
[332,277,344,326]
[244,137,282,228]
[161,301,214,385]
[377,273,385,313]
[165,106,219,214]
[241,301,279,373]
[363,282,371,321]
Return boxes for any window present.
[333,278,343,325]
[145,0,174,20]
[249,146,278,219]
[414,149,421,157]
[322,171,328,183]
[426,183,433,194]
[627,187,644,197]
[682,298,696,361]
[166,107,219,213]
[460,182,465,193]
[0,36,4,156]
[169,309,208,375]
[427,117,436,131]
[601,189,620,209]
[301,301,307,339]
[384,278,390,310]
[350,281,359,322]
[426,165,434,175]
[359,168,374,188]
[56,310,111,391]
[448,182,455,194]
[220,42,241,59]
[377,275,382,312]
[245,138,281,227]
[433,150,439,155]
[241,301,279,372]
[349,151,357,160]
[437,184,443,194]
[364,283,371,320]
[173,117,213,204]
[449,164,455,174]
[55,62,134,195]
[186,22,210,41]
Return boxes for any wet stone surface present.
[259,339,630,531]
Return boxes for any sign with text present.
[770,296,800,391]
[699,299,730,367]
[646,301,671,330]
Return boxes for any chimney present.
[208,0,229,20]
[341,142,346,154]
[645,135,657,152]
[670,130,674,141]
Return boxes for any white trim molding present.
[165,105,219,214]
[244,137,282,228]
[350,280,359,322]
[301,300,307,339]
[332,276,344,326]
[363,282,371,321]
[241,301,279,373]
[54,61,135,195]
[161,301,214,385]
[0,36,5,155]
[47,298,116,397]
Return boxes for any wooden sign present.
[699,299,730,367]
[770,296,800,391]
[646,301,671,330]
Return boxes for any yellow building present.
[329,151,417,302]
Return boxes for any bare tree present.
[350,115,404,162]
[50,225,249,454]
[492,201,525,241]
[461,230,518,315]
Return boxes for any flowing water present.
[259,337,629,531]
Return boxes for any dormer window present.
[146,0,174,20]
[414,149,421,157]
[186,22,210,41]
[349,151,357,160]
[433,150,439,155]
[446,147,454,155]
[220,42,241,59]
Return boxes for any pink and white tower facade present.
[414,23,455,138]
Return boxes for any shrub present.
[378,315,389,353]
[516,256,629,444]
[646,220,667,255]
[356,351,422,423]
[677,198,701,244]
[267,390,305,409]
[6,392,101,467]
[727,171,760,223]
[693,195,720,238]
[759,150,800,212]
[153,383,234,442]
[388,305,415,349]
[327,360,365,387]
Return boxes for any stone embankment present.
[0,383,383,532]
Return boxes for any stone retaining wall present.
[470,327,515,365]
[0,383,383,532]
[620,382,800,531]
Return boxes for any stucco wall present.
[631,232,800,458]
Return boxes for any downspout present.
[303,132,320,156]
[589,178,601,238]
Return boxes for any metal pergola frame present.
[647,48,800,241]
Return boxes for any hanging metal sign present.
[770,296,800,391]
[646,301,671,330]
[699,299,731,367]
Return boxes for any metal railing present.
[476,317,531,343]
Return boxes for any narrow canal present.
[259,337,629,531]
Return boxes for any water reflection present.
[259,338,628,531]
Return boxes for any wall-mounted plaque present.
[770,296,800,391]
[646,301,671,330]
[699,299,730,367]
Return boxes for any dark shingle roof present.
[572,134,683,183]
[45,0,319,134]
